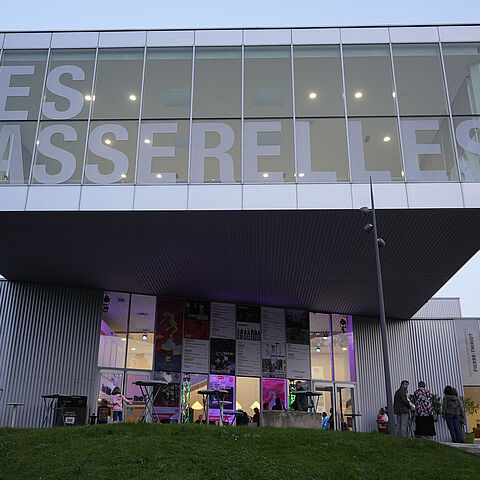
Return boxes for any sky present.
[1,0,480,316]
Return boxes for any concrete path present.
[441,442,480,456]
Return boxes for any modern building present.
[0,25,479,440]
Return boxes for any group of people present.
[376,380,466,443]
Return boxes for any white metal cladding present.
[413,298,462,319]
[0,281,103,427]
[355,317,463,441]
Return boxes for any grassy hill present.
[0,423,478,480]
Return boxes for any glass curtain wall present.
[2,38,479,186]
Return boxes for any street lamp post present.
[361,179,394,434]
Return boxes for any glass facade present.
[2,37,480,185]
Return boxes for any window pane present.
[310,313,332,381]
[193,47,241,118]
[454,116,480,181]
[236,377,260,420]
[0,121,36,184]
[293,45,344,117]
[32,121,86,184]
[332,314,351,382]
[92,49,143,119]
[296,118,349,182]
[85,120,138,184]
[347,117,403,182]
[126,294,156,370]
[262,378,287,410]
[41,49,96,121]
[245,46,292,118]
[393,44,449,116]
[137,120,188,183]
[143,47,192,119]
[243,119,294,182]
[442,43,480,116]
[191,119,241,183]
[98,292,129,368]
[400,116,458,181]
[188,374,208,423]
[0,50,48,121]
[343,45,396,116]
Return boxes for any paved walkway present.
[441,442,480,456]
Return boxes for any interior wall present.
[0,281,103,427]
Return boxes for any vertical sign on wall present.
[286,309,310,380]
[211,302,236,339]
[262,307,286,378]
[182,299,210,373]
[455,319,480,385]
[236,304,261,377]
[210,338,236,375]
[154,297,183,372]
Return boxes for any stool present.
[6,402,24,428]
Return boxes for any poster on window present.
[211,302,236,339]
[154,298,183,372]
[236,339,261,377]
[262,307,286,378]
[286,309,310,345]
[262,378,287,410]
[455,319,480,385]
[208,375,235,423]
[184,299,210,340]
[182,338,209,374]
[286,343,310,379]
[152,371,181,421]
[210,338,235,375]
[237,304,261,324]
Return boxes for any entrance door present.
[313,382,335,429]
[97,370,124,423]
[335,384,356,431]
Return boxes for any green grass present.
[0,423,478,480]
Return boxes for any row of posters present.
[154,298,312,379]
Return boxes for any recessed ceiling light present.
[36,140,40,145]
[144,138,151,144]
[354,91,363,99]
[262,173,269,178]
[131,347,136,351]
[383,136,391,142]
[121,338,126,341]
[85,95,92,101]
[315,346,321,353]
[342,347,348,351]
[120,173,127,179]
[401,170,405,177]
[104,139,112,145]
[156,173,162,179]
[392,91,396,98]
[308,91,318,100]
[298,172,305,178]
[322,336,328,340]
[142,334,148,341]
[129,94,137,101]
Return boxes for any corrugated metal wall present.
[355,317,463,441]
[0,281,103,428]
[413,298,462,319]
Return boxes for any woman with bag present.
[442,385,465,443]
[412,381,436,438]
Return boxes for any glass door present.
[97,369,124,423]
[124,371,150,423]
[313,381,335,430]
[335,384,356,431]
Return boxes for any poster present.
[154,298,183,372]
[262,378,287,410]
[455,319,480,385]
[236,322,261,341]
[286,309,310,345]
[236,340,261,377]
[237,304,261,324]
[184,299,210,340]
[208,375,235,423]
[152,371,181,421]
[262,307,286,378]
[210,338,235,375]
[182,338,209,373]
[286,344,310,380]
[211,302,236,339]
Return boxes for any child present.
[111,387,132,422]
[377,407,389,434]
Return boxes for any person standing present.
[394,380,414,436]
[412,381,436,438]
[442,385,465,443]
[111,387,132,422]
[377,407,389,434]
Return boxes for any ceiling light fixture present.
[142,334,148,341]
[85,95,92,101]
[308,91,318,100]
[263,173,269,178]
[354,91,363,99]
[104,139,112,145]
[120,174,127,179]
[315,346,321,353]
[156,173,163,179]
[298,173,305,178]
[383,136,391,142]
[144,138,151,144]
[129,94,137,101]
